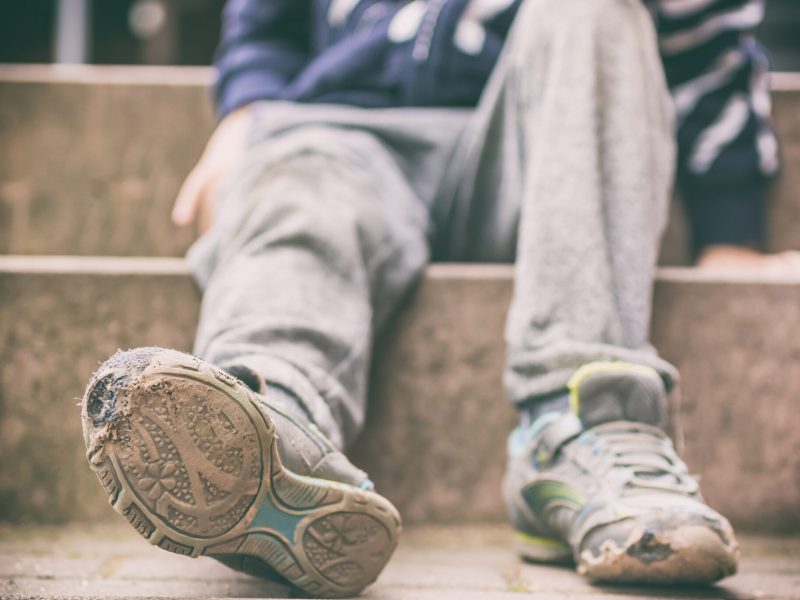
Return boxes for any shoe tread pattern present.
[113,375,263,539]
[303,511,393,588]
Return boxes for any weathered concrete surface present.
[2,67,800,262]
[1,259,799,530]
[352,266,515,525]
[0,66,214,257]
[0,258,199,524]
[652,269,800,533]
[1,524,799,600]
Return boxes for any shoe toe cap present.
[577,508,739,583]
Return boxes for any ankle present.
[518,391,570,428]
[224,364,313,424]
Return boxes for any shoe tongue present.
[568,363,667,429]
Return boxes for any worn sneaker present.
[503,362,739,584]
[81,347,400,598]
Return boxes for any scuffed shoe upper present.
[253,389,371,490]
[223,362,372,490]
[503,362,738,574]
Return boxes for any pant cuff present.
[505,344,679,407]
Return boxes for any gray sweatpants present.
[189,0,680,450]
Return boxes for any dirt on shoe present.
[81,347,400,598]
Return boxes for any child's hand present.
[171,105,252,233]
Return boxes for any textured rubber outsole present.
[81,349,400,598]
[578,523,739,584]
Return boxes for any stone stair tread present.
[0,255,189,274]
[1,523,799,600]
[7,253,800,283]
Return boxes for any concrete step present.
[1,258,798,531]
[2,523,799,599]
[0,66,214,258]
[2,65,800,263]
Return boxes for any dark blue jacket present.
[214,0,779,253]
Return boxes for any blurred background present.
[0,0,224,66]
[0,0,799,68]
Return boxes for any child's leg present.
[438,0,679,403]
[191,113,435,449]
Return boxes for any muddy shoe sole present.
[81,348,400,598]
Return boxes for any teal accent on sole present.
[248,492,305,542]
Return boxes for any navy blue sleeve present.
[214,0,312,119]
[655,0,780,255]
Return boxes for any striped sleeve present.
[653,0,780,255]
[214,0,312,119]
